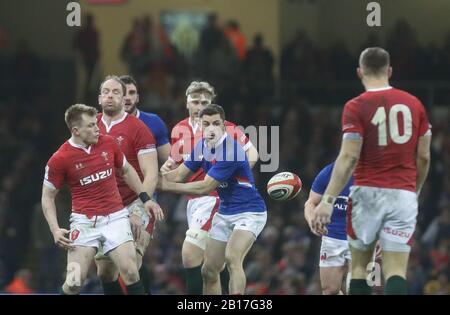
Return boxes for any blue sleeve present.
[151,115,170,147]
[311,165,332,195]
[183,141,202,172]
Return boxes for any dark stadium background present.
[0,0,448,295]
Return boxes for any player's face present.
[201,114,225,146]
[99,79,124,116]
[74,114,100,145]
[123,83,139,114]
[186,93,212,121]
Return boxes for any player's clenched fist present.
[160,158,176,174]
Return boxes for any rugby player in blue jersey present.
[158,104,267,295]
[304,163,353,295]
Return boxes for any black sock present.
[139,265,151,295]
[126,280,145,295]
[185,265,203,295]
[385,275,407,295]
[102,278,124,295]
[349,279,372,295]
[220,268,230,295]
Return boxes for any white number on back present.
[371,104,412,146]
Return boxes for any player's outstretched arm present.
[416,134,431,196]
[41,185,73,250]
[138,151,159,197]
[121,162,164,221]
[246,143,259,169]
[162,163,193,183]
[159,174,220,195]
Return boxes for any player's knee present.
[321,283,341,295]
[224,252,242,271]
[201,263,219,283]
[118,261,140,283]
[96,261,119,283]
[182,247,203,268]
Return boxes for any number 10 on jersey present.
[371,104,412,146]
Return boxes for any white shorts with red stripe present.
[185,196,219,250]
[347,186,417,253]
[69,209,133,255]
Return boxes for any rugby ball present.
[267,172,302,201]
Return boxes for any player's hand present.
[306,217,322,236]
[144,199,164,221]
[160,158,176,174]
[52,228,74,250]
[129,213,143,241]
[312,202,333,235]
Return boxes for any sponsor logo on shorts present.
[71,229,80,241]
[320,252,327,261]
[383,227,411,239]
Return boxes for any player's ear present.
[136,93,139,103]
[356,67,363,79]
[98,94,101,105]
[387,66,393,79]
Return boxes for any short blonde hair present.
[64,104,98,130]
[185,81,216,99]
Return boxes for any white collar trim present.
[102,112,128,133]
[366,86,392,92]
[68,138,92,154]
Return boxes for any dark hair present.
[65,104,98,130]
[119,75,138,90]
[359,47,390,76]
[99,75,126,95]
[199,104,225,121]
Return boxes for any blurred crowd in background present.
[0,14,449,295]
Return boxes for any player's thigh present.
[108,240,138,273]
[203,237,227,273]
[381,251,410,279]
[379,189,417,253]
[101,209,134,255]
[348,186,384,247]
[95,253,119,280]
[136,230,151,257]
[349,242,376,279]
[320,266,347,294]
[225,230,255,265]
[66,246,97,285]
[182,239,205,268]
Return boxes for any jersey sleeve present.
[44,154,66,190]
[311,165,332,195]
[183,141,203,173]
[152,115,170,147]
[134,122,157,156]
[342,100,364,137]
[417,101,432,137]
